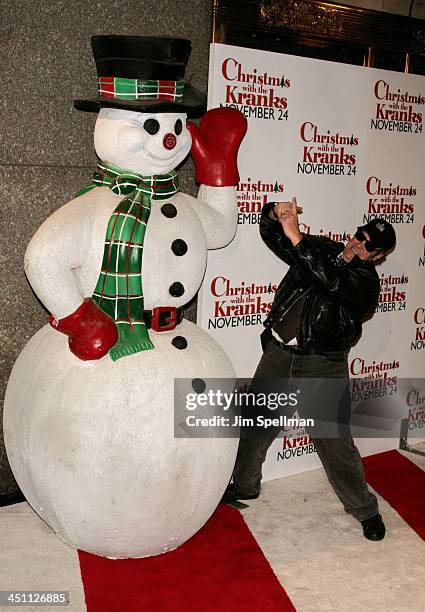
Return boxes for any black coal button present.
[172,336,187,350]
[161,203,177,218]
[171,239,188,256]
[192,378,207,393]
[169,282,185,297]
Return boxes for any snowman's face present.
[94,108,191,175]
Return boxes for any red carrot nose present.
[163,133,177,150]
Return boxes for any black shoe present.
[221,483,260,504]
[361,513,386,541]
[0,489,26,507]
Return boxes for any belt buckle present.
[292,345,310,355]
[151,306,178,332]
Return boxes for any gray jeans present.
[232,339,379,521]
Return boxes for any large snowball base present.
[4,320,238,558]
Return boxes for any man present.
[223,197,396,541]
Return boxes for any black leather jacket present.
[261,202,380,351]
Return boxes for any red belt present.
[144,307,183,332]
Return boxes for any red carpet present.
[363,449,425,540]
[78,504,295,611]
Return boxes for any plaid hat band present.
[98,77,185,102]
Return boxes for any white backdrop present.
[198,43,425,480]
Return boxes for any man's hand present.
[271,197,303,246]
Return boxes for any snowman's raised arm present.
[24,196,94,319]
[191,185,237,249]
[187,107,247,249]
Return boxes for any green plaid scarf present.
[77,161,179,361]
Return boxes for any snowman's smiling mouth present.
[147,146,187,164]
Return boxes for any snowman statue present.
[4,36,247,558]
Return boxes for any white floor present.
[0,503,87,611]
[242,444,425,612]
[1,444,424,611]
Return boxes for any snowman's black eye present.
[143,119,160,135]
[174,119,182,135]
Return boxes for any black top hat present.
[74,35,206,117]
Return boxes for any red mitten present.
[187,107,247,186]
[49,298,118,361]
